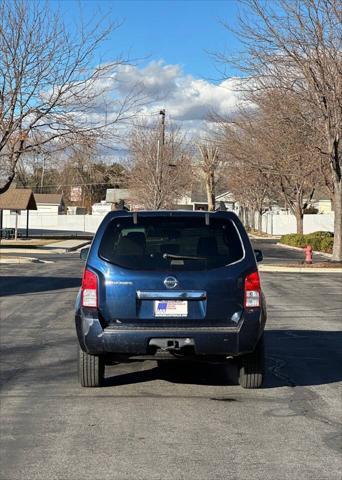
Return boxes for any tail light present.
[81,269,98,308]
[244,271,261,308]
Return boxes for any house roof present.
[190,187,234,204]
[34,193,63,205]
[191,190,207,203]
[0,188,37,210]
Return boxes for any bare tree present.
[218,0,342,258]
[256,91,320,234]
[217,91,321,234]
[227,161,274,231]
[197,143,222,211]
[217,119,276,230]
[128,119,192,209]
[0,0,141,195]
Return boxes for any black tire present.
[78,345,104,387]
[238,336,265,389]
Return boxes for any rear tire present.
[78,345,104,387]
[238,336,265,389]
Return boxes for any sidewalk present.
[43,239,90,252]
[259,264,342,273]
[0,239,90,255]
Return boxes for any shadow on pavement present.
[105,362,235,388]
[0,276,81,296]
[264,329,342,388]
[15,228,93,237]
[105,330,342,389]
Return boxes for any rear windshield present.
[98,216,244,271]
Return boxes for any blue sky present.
[55,0,240,80]
[50,0,245,148]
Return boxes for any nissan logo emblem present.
[164,276,178,289]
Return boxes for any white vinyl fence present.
[2,212,106,234]
[257,212,334,235]
[1,211,335,236]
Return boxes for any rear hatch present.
[95,213,248,328]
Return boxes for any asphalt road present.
[250,238,329,264]
[0,244,341,480]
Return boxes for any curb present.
[0,241,90,255]
[276,242,332,258]
[63,241,90,253]
[0,256,54,264]
[0,248,65,254]
[259,265,342,273]
[249,234,281,240]
[42,240,91,253]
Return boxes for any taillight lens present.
[244,271,261,308]
[81,269,98,308]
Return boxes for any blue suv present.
[76,210,266,388]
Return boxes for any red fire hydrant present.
[304,245,313,264]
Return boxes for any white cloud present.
[65,60,244,158]
[115,61,182,99]
[112,60,243,124]
[87,60,243,123]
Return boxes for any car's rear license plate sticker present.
[154,300,188,317]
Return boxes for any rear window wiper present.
[162,253,207,261]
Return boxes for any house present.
[105,189,132,209]
[33,193,65,215]
[313,198,332,214]
[67,206,87,215]
[176,187,237,211]
[92,200,112,215]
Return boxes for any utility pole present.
[155,109,165,209]
[40,155,46,193]
[159,109,165,146]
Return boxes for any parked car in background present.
[75,210,266,388]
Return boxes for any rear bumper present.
[75,308,266,357]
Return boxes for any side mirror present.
[80,247,89,261]
[254,249,263,262]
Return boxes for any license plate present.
[154,300,188,317]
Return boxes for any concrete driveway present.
[0,245,341,480]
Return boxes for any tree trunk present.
[0,171,16,194]
[250,209,256,230]
[239,205,245,225]
[295,211,304,235]
[206,170,215,211]
[243,206,250,230]
[258,209,263,232]
[332,180,342,261]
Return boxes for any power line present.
[17,181,123,188]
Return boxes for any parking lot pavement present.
[0,252,341,480]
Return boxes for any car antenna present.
[133,212,138,225]
[205,212,210,226]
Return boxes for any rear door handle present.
[136,291,206,300]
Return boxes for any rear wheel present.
[238,336,265,389]
[78,345,104,387]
